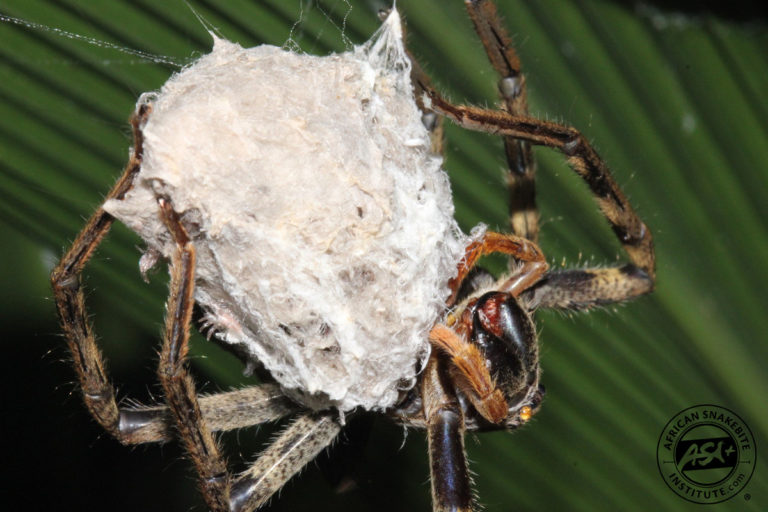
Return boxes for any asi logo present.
[657,405,756,504]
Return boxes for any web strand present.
[0,13,182,68]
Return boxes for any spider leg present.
[50,102,163,445]
[423,87,656,284]
[119,383,297,444]
[158,198,343,512]
[156,197,232,510]
[523,264,654,311]
[423,354,473,512]
[448,230,547,306]
[464,0,539,243]
[230,412,341,512]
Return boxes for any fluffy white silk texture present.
[104,10,469,412]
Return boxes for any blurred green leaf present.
[1,1,766,511]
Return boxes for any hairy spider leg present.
[465,0,539,243]
[423,355,473,512]
[159,198,344,512]
[424,86,656,310]
[50,98,342,512]
[447,231,548,307]
[526,264,654,311]
[454,2,655,311]
[50,102,159,445]
[230,413,341,512]
[156,197,232,509]
[49,100,298,435]
[120,384,296,443]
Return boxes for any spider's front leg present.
[423,353,473,512]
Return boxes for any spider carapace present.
[51,2,654,511]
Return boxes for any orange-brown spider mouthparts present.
[430,286,543,430]
[429,324,508,425]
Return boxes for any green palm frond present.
[1,1,766,511]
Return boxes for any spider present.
[50,1,655,511]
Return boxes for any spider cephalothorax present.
[458,291,541,424]
[51,2,654,511]
[393,288,544,430]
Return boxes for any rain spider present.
[51,1,654,511]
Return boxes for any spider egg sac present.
[103,10,469,412]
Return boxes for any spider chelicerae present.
[51,1,655,511]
